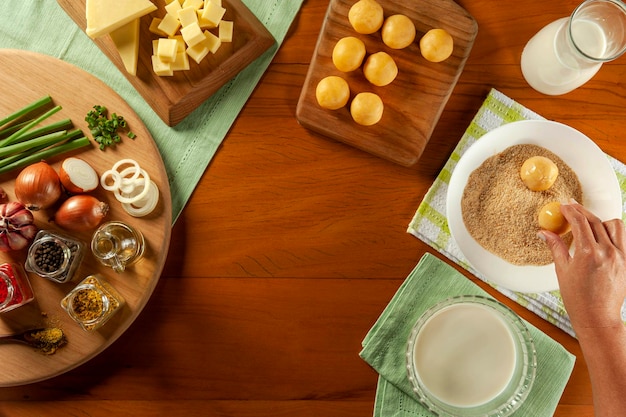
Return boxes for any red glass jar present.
[0,263,34,313]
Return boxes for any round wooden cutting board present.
[0,49,172,386]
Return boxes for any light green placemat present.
[0,0,304,224]
[407,88,626,338]
[360,253,576,417]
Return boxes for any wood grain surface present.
[0,50,171,387]
[57,0,275,126]
[296,0,477,166]
[2,0,624,415]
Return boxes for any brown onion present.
[15,161,62,210]
[59,157,99,194]
[54,195,109,232]
[0,202,37,251]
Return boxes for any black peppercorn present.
[34,240,65,273]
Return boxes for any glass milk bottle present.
[521,0,626,95]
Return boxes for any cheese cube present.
[157,38,179,62]
[204,30,222,53]
[178,7,198,27]
[211,0,221,6]
[165,0,182,16]
[171,51,190,71]
[151,55,174,76]
[186,42,210,64]
[183,0,204,10]
[152,39,160,55]
[197,10,217,29]
[149,18,168,36]
[218,20,233,42]
[158,13,181,36]
[201,1,226,27]
[181,22,205,47]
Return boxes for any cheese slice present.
[109,19,140,76]
[86,0,157,39]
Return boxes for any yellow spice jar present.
[61,275,124,331]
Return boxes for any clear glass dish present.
[405,295,537,417]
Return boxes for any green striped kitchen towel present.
[408,88,626,338]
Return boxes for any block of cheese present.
[158,13,181,36]
[202,1,226,27]
[109,18,140,76]
[181,22,205,47]
[86,0,157,39]
[178,7,198,27]
[157,38,179,62]
[218,20,233,42]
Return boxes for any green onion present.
[85,105,135,150]
[0,96,52,129]
[0,136,90,175]
[0,105,62,148]
[0,96,93,175]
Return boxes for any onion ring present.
[100,169,122,191]
[113,168,151,204]
[122,180,159,217]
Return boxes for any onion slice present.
[122,180,159,217]
[113,168,151,204]
[59,157,99,194]
[100,169,122,191]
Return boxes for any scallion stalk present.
[0,105,62,148]
[0,95,52,130]
[0,136,91,175]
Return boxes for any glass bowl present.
[405,295,537,416]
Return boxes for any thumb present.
[538,230,570,265]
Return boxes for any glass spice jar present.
[0,263,34,313]
[25,230,85,283]
[61,275,125,331]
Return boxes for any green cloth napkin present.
[407,88,626,338]
[0,0,304,224]
[360,253,576,417]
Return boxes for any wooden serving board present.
[296,0,478,166]
[0,49,172,386]
[57,0,275,126]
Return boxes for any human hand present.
[539,201,626,332]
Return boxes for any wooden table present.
[1,0,621,414]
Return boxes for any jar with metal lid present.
[60,275,124,331]
[0,263,34,313]
[25,230,85,283]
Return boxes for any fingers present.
[560,203,601,248]
[604,219,626,251]
[539,230,571,264]
[559,201,625,249]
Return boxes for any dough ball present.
[419,28,454,62]
[350,92,384,126]
[381,14,416,49]
[316,76,350,110]
[520,156,559,191]
[538,201,570,235]
[332,36,366,72]
[363,52,398,87]
[348,0,384,34]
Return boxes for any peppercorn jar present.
[60,275,125,331]
[25,230,85,283]
[0,263,34,313]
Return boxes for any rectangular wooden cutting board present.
[57,0,275,126]
[296,0,478,166]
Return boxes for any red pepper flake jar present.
[0,263,34,313]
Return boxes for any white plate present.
[447,120,622,293]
